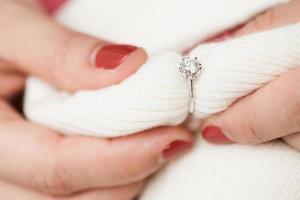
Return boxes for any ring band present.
[179,56,202,112]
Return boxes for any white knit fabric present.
[142,137,300,200]
[24,24,300,137]
[25,52,189,136]
[191,24,300,117]
[24,0,300,199]
[54,0,287,54]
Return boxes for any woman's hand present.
[0,0,193,199]
[0,0,148,91]
[201,0,300,149]
[0,102,192,199]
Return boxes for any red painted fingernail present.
[202,126,232,144]
[163,140,193,160]
[93,44,138,69]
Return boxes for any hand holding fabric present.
[202,0,300,150]
[0,1,193,199]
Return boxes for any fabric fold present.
[25,23,300,137]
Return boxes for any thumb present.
[233,0,300,37]
[200,0,300,144]
[0,1,147,91]
[201,69,300,144]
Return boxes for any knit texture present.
[24,0,300,199]
[24,24,300,137]
[142,137,300,200]
[25,52,189,136]
[192,24,300,117]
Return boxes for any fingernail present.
[93,44,138,69]
[162,140,193,160]
[202,126,233,144]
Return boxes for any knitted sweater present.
[25,0,300,199]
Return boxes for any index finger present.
[0,1,147,91]
[233,0,300,37]
[0,100,193,195]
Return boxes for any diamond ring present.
[179,57,202,112]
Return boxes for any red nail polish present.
[202,126,232,144]
[94,44,138,69]
[163,140,193,160]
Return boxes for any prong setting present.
[179,57,202,80]
[179,56,202,113]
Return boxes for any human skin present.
[0,0,193,199]
[202,0,300,150]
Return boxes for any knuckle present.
[51,32,80,89]
[120,156,158,182]
[46,163,73,195]
[237,105,268,144]
[285,87,300,129]
[33,153,74,195]
[245,117,267,144]
[44,161,73,195]
[226,98,268,144]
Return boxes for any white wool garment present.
[23,0,300,200]
[191,24,300,117]
[24,23,300,137]
[55,0,287,54]
[141,137,300,200]
[25,0,287,137]
[25,52,189,136]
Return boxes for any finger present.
[0,180,47,200]
[283,133,300,151]
[233,0,300,37]
[201,68,300,144]
[0,100,193,195]
[0,180,144,200]
[0,1,147,92]
[0,72,25,99]
[70,182,144,200]
[0,60,21,73]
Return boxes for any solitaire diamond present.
[179,57,202,80]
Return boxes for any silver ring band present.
[179,56,202,113]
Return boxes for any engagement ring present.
[179,57,202,112]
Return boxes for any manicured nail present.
[202,126,233,144]
[93,44,138,69]
[162,140,193,160]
